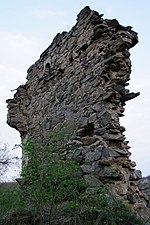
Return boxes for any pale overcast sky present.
[0,0,150,177]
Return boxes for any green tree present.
[21,131,83,225]
[19,130,146,225]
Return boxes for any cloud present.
[0,31,41,69]
[33,9,64,18]
[0,31,43,149]
[120,77,150,176]
[106,7,112,15]
[0,31,43,98]
[0,63,25,147]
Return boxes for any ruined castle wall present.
[6,6,150,218]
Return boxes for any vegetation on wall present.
[0,131,148,225]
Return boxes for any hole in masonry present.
[80,123,94,136]
[44,63,51,75]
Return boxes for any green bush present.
[0,130,147,225]
[0,182,25,222]
[77,188,146,225]
[21,133,84,224]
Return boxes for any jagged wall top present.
[7,6,139,138]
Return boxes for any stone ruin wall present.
[7,6,150,219]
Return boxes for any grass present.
[0,182,24,219]
[0,182,147,225]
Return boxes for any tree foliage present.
[0,144,12,181]
[0,143,20,182]
[18,131,146,225]
[20,131,84,224]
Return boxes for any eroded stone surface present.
[6,6,150,219]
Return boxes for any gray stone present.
[101,147,120,159]
[106,133,125,141]
[81,136,98,146]
[99,165,122,180]
[95,67,103,76]
[85,150,102,162]
[88,113,97,123]
[67,149,81,159]
[84,174,103,187]
[130,170,142,181]
[78,116,88,127]
[115,149,129,156]
[92,103,102,112]
[138,176,150,190]
[94,127,106,135]
[81,164,95,173]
